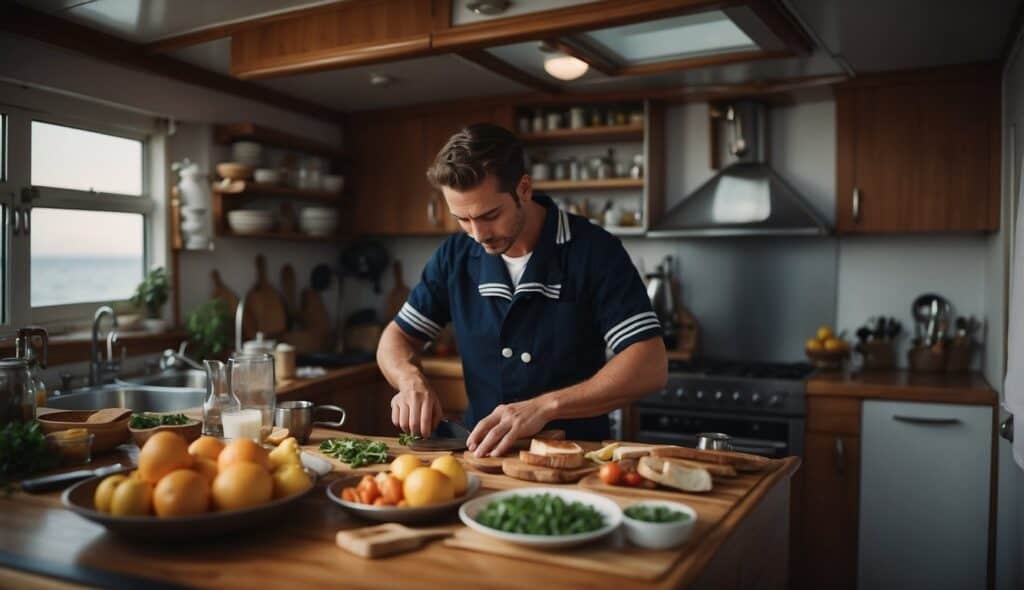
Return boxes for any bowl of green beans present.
[459,488,622,548]
[622,500,697,549]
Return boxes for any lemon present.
[402,467,454,507]
[824,337,847,352]
[94,474,129,513]
[271,464,313,499]
[430,456,467,496]
[390,454,423,481]
[816,326,834,341]
[806,338,824,352]
[269,438,301,471]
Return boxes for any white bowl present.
[321,175,344,193]
[227,210,274,234]
[459,487,622,548]
[327,474,482,524]
[298,217,338,236]
[621,500,698,549]
[253,168,281,184]
[300,207,338,219]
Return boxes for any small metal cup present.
[274,401,346,444]
[696,432,733,451]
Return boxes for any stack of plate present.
[231,141,262,167]
[299,207,338,236]
[227,209,274,235]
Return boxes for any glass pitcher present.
[0,358,33,427]
[229,352,275,441]
[202,359,240,437]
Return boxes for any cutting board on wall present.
[243,254,287,338]
[384,260,411,321]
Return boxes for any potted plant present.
[185,298,232,361]
[131,267,169,332]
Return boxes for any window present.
[31,121,143,195]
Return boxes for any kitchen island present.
[1,425,798,590]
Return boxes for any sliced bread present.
[662,457,737,478]
[519,450,585,469]
[529,438,583,456]
[637,456,713,493]
[649,445,770,472]
[611,445,652,462]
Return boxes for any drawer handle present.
[852,187,861,223]
[892,415,961,426]
[833,436,844,476]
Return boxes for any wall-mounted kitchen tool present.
[243,254,287,339]
[300,263,333,351]
[385,261,411,321]
[280,264,298,328]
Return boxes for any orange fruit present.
[816,326,834,341]
[153,469,210,517]
[211,462,273,511]
[217,438,270,473]
[191,457,219,484]
[94,474,129,513]
[109,478,154,516]
[824,337,847,352]
[806,338,824,352]
[188,436,225,462]
[389,454,422,481]
[430,456,467,495]
[138,431,193,484]
[402,467,454,507]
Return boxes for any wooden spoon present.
[335,523,453,558]
[86,408,132,424]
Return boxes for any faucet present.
[160,341,204,371]
[89,305,120,386]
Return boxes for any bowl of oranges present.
[805,325,850,369]
[61,431,316,538]
[326,453,480,523]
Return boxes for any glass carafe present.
[229,353,275,442]
[202,360,240,437]
[0,358,33,427]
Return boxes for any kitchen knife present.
[21,463,131,494]
[408,419,471,451]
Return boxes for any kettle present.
[645,256,679,348]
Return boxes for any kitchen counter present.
[0,429,799,590]
[807,370,997,406]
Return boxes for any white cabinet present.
[859,400,992,590]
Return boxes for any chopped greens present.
[397,432,422,446]
[1,421,59,485]
[319,438,389,468]
[624,505,690,523]
[475,494,606,536]
[129,413,190,429]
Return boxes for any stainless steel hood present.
[647,101,830,238]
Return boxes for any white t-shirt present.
[502,251,533,287]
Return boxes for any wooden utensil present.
[384,261,411,320]
[335,523,452,558]
[244,254,288,338]
[211,270,239,313]
[280,264,298,327]
[85,408,132,424]
[501,458,597,483]
[301,288,331,349]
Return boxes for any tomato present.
[357,474,380,504]
[623,471,645,487]
[599,462,624,486]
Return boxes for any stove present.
[632,358,815,458]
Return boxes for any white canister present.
[546,112,562,131]
[531,161,551,181]
[274,343,296,382]
[569,107,586,129]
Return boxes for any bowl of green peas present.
[622,500,698,549]
[459,487,622,548]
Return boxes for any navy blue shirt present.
[394,194,661,440]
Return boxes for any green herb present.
[398,432,422,446]
[130,413,190,429]
[319,438,389,468]
[624,505,690,523]
[475,494,606,536]
[185,298,232,361]
[0,421,59,486]
[130,267,169,318]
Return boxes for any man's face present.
[443,174,528,256]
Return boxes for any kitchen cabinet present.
[858,400,992,590]
[835,63,1000,233]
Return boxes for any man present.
[377,123,667,458]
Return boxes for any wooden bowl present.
[129,419,202,447]
[216,162,253,181]
[37,411,131,453]
[805,348,849,370]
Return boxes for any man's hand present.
[391,376,444,437]
[467,397,555,458]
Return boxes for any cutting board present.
[280,264,298,327]
[301,288,332,350]
[501,458,597,483]
[460,430,568,474]
[211,269,239,314]
[444,527,683,582]
[244,255,288,338]
[384,260,411,320]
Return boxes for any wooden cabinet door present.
[796,431,861,590]
[351,114,408,235]
[836,65,1000,233]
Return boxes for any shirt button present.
[520,352,532,364]
[501,347,513,358]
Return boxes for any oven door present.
[633,406,804,458]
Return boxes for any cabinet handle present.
[834,436,845,476]
[892,415,961,426]
[22,208,30,236]
[852,187,861,223]
[11,206,20,236]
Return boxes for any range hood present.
[648,101,830,238]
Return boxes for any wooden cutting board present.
[244,255,288,338]
[501,458,598,483]
[384,260,411,320]
[301,288,332,350]
[211,269,239,313]
[460,430,568,474]
[280,264,298,327]
[444,527,683,581]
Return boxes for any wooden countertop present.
[807,370,997,405]
[1,430,798,590]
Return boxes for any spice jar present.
[569,107,586,129]
[546,111,562,131]
[47,429,94,466]
[531,109,545,133]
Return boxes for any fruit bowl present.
[129,419,202,447]
[326,474,480,524]
[805,347,849,370]
[62,469,318,539]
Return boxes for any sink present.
[118,369,207,390]
[46,385,205,413]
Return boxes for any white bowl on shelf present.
[231,141,263,167]
[298,207,338,236]
[227,210,274,234]
[321,174,344,193]
[253,168,281,185]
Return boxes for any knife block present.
[908,344,945,373]
[858,340,895,370]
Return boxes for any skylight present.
[582,11,757,65]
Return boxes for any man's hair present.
[426,123,526,198]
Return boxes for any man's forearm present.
[376,321,429,390]
[538,337,668,421]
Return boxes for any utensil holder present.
[858,340,895,370]
[908,344,945,373]
[945,336,972,373]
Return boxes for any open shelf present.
[520,123,644,145]
[214,122,347,160]
[214,180,343,203]
[607,226,646,236]
[533,178,644,191]
[216,229,344,243]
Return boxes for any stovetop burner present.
[668,358,815,381]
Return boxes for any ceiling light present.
[543,55,589,81]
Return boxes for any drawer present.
[807,397,861,435]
